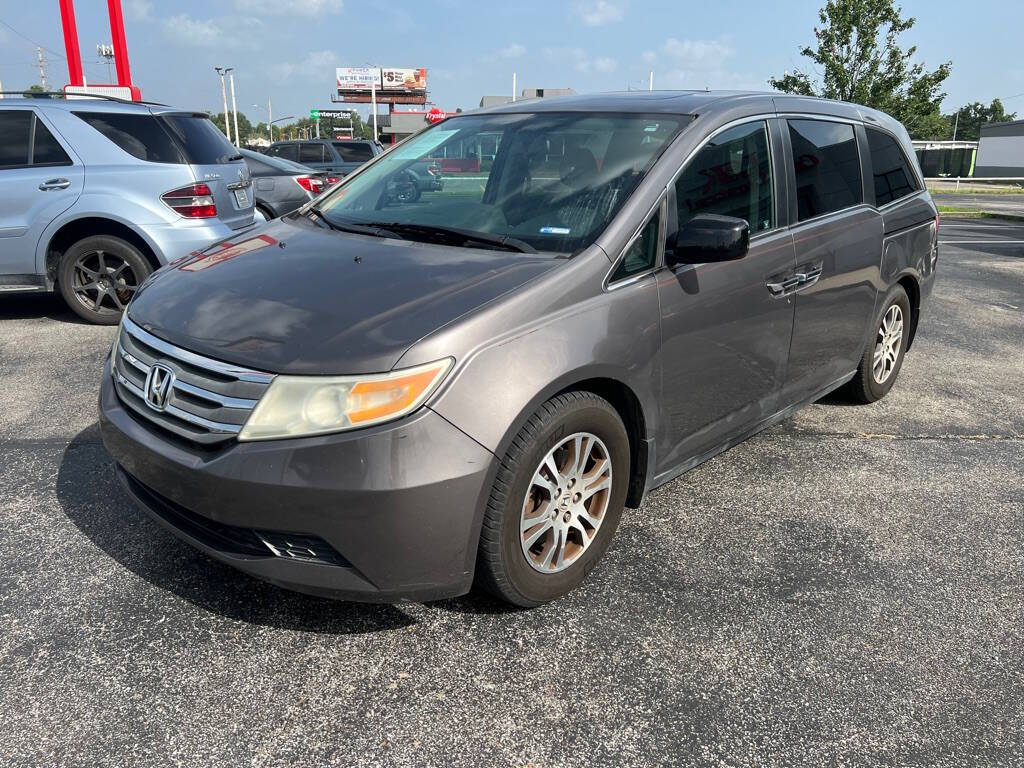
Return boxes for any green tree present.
[946,99,1017,141]
[209,111,255,142]
[769,0,952,139]
[23,84,47,96]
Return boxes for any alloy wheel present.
[520,432,613,574]
[71,249,141,314]
[872,304,904,384]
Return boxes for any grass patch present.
[929,186,1024,196]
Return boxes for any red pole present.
[107,0,132,87]
[58,0,84,87]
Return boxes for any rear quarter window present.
[0,110,32,167]
[159,114,237,164]
[866,127,920,205]
[333,142,375,162]
[74,112,185,163]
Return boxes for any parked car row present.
[0,96,382,323]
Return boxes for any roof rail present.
[0,91,167,107]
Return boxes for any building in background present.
[975,120,1024,177]
[912,140,977,178]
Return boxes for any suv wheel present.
[477,391,630,606]
[58,235,152,325]
[844,284,912,403]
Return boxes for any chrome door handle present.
[766,275,801,296]
[39,178,71,191]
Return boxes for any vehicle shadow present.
[0,291,92,325]
[56,424,416,635]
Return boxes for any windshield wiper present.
[363,222,537,253]
[306,207,403,240]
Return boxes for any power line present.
[0,19,65,59]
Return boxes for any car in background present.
[266,138,382,177]
[239,149,337,222]
[0,95,254,324]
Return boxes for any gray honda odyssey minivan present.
[99,91,938,606]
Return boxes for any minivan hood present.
[128,215,561,375]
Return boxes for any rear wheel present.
[477,391,630,606]
[57,235,152,325]
[844,284,911,403]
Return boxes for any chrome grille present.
[112,314,273,445]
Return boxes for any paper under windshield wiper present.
[364,222,537,253]
[307,208,402,240]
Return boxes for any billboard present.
[336,67,380,92]
[336,67,427,95]
[380,68,427,94]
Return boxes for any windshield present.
[315,112,689,254]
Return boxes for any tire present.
[58,235,152,325]
[844,284,912,403]
[476,391,631,607]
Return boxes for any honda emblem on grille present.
[144,363,175,411]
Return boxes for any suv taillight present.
[295,176,324,195]
[161,183,217,218]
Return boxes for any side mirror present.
[666,214,750,266]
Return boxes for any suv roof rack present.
[0,91,168,107]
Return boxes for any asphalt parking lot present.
[1,219,1022,767]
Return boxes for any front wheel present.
[57,235,152,325]
[844,284,912,403]
[476,391,630,606]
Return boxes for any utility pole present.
[228,69,239,146]
[268,97,273,142]
[37,47,48,90]
[512,72,517,102]
[215,67,231,142]
[649,71,654,91]
[952,108,961,142]
[371,76,378,141]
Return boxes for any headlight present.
[237,358,453,441]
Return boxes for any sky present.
[1,0,1023,127]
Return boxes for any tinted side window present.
[0,110,32,167]
[270,144,298,161]
[333,142,375,162]
[74,112,184,163]
[866,127,918,205]
[300,143,325,163]
[674,121,775,233]
[788,119,863,221]
[32,119,72,166]
[159,115,236,164]
[610,207,661,282]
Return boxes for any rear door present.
[0,107,83,276]
[780,118,884,404]
[298,142,332,173]
[159,112,254,231]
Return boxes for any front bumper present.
[99,359,495,602]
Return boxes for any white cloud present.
[658,37,735,71]
[162,14,221,47]
[275,50,339,81]
[593,57,618,74]
[642,50,657,65]
[234,0,343,15]
[573,0,624,26]
[545,47,617,75]
[496,43,526,59]
[124,0,153,22]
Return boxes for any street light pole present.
[214,67,231,143]
[227,68,239,146]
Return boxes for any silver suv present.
[0,95,254,324]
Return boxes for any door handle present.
[39,178,71,191]
[766,275,801,296]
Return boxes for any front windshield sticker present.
[391,129,460,159]
[539,227,571,235]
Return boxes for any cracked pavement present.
[0,219,1022,767]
